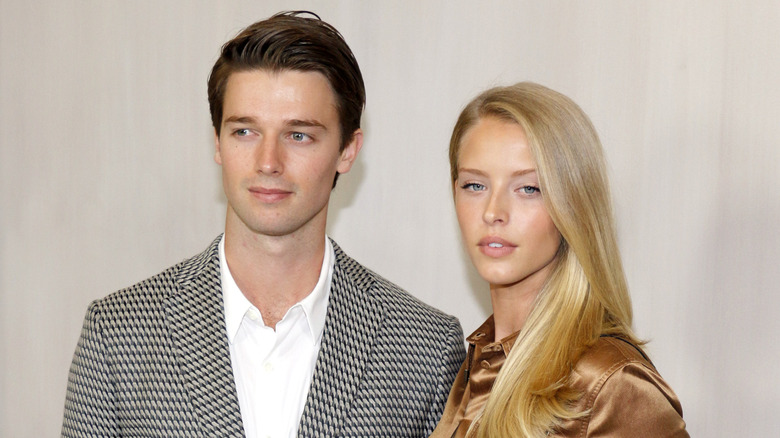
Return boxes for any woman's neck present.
[490,283,539,341]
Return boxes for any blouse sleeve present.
[584,362,689,437]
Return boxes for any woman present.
[432,82,688,437]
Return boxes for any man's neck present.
[223,226,327,329]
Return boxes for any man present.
[62,11,466,438]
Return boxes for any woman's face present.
[454,116,562,292]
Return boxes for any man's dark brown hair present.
[207,11,366,151]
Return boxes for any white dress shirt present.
[219,236,333,438]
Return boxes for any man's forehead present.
[221,70,339,120]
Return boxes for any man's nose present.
[256,138,284,175]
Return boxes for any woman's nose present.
[483,191,508,224]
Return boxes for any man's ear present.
[336,129,363,174]
[214,129,223,165]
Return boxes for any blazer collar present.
[298,238,385,436]
[165,235,245,437]
[164,236,385,437]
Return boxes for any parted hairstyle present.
[450,82,642,437]
[207,10,365,151]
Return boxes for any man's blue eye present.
[235,129,250,136]
[291,132,308,141]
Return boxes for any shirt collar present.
[220,235,333,344]
[466,314,520,356]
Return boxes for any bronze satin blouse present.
[431,316,689,437]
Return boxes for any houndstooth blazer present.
[62,235,466,437]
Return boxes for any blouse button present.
[482,345,501,353]
[480,360,491,369]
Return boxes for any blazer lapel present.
[165,236,245,437]
[297,240,384,437]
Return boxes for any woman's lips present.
[478,236,517,257]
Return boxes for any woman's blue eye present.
[462,183,486,191]
[520,185,540,194]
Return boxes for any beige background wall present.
[2,1,778,436]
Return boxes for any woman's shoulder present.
[571,336,655,386]
[560,336,688,437]
[570,336,678,410]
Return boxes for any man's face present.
[215,69,361,240]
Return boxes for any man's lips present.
[477,236,517,257]
[248,186,293,202]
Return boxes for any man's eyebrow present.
[221,116,327,130]
[223,115,256,125]
[286,119,327,130]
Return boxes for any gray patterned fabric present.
[62,235,466,437]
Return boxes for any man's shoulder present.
[332,240,459,328]
[368,268,456,323]
[93,235,221,312]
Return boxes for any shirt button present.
[482,345,498,353]
[480,360,491,369]
[263,362,274,373]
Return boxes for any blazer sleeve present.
[584,362,689,438]
[425,316,467,434]
[62,301,118,437]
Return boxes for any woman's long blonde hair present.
[450,82,641,437]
